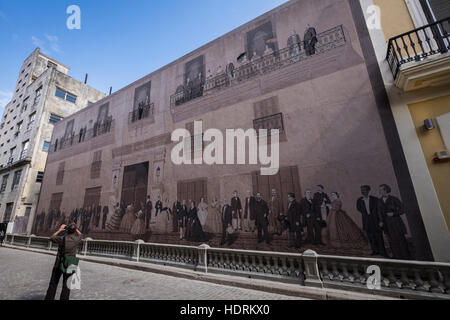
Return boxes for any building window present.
[55,88,77,104]
[90,151,102,179]
[34,86,42,105]
[56,162,65,185]
[3,203,13,223]
[36,171,44,183]
[49,114,63,124]
[22,97,29,112]
[0,175,9,193]
[28,112,36,130]
[8,147,16,165]
[11,170,22,190]
[43,141,50,152]
[47,61,57,69]
[20,140,29,160]
[15,121,23,138]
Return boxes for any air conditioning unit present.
[434,150,450,163]
[436,150,450,160]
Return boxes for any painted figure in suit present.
[145,196,153,229]
[95,205,101,229]
[268,189,283,236]
[154,196,163,218]
[220,200,233,246]
[286,193,303,249]
[304,25,318,56]
[178,200,188,240]
[357,185,388,257]
[231,191,242,231]
[243,191,256,233]
[302,190,324,245]
[102,206,109,230]
[313,185,330,219]
[254,192,271,245]
[172,200,181,233]
[379,184,411,260]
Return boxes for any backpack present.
[59,236,80,275]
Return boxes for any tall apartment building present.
[33,0,448,262]
[0,48,106,235]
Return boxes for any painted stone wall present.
[33,0,432,261]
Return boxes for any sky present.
[0,0,287,115]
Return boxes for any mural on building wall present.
[97,102,110,123]
[33,165,412,261]
[64,120,74,139]
[32,0,428,261]
[133,81,151,110]
[246,21,278,60]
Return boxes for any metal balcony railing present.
[128,103,155,123]
[386,17,450,79]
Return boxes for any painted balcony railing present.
[3,234,450,300]
[253,113,285,135]
[128,103,155,124]
[170,25,346,107]
[386,17,450,79]
[52,118,114,153]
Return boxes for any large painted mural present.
[32,0,433,261]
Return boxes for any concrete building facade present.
[0,48,105,235]
[34,0,442,262]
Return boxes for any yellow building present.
[360,0,450,261]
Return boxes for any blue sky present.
[0,0,286,114]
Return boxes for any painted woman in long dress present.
[120,204,136,233]
[131,209,146,238]
[186,201,205,242]
[326,192,367,249]
[106,204,121,232]
[154,199,172,234]
[205,197,221,234]
[197,198,208,231]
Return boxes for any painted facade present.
[33,0,437,261]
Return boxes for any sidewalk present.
[2,244,396,300]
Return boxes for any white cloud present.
[31,34,61,54]
[45,34,61,53]
[0,91,13,115]
[32,36,49,54]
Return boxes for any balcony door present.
[420,0,450,49]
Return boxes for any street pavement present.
[0,247,305,300]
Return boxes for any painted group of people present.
[35,182,411,260]
[34,205,109,236]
